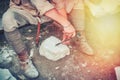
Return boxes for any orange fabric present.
[36,21,41,45]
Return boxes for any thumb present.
[62,33,67,42]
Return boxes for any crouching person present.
[2,0,76,79]
[51,0,94,55]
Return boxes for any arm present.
[57,8,67,19]
[30,0,76,41]
[45,8,76,41]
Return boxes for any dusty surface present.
[0,7,120,80]
[0,1,120,79]
[0,21,120,80]
[32,23,120,80]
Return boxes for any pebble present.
[55,66,60,70]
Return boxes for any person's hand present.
[62,24,76,44]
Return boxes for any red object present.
[36,21,41,45]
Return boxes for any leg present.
[68,9,93,55]
[2,8,39,78]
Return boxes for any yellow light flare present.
[85,0,120,17]
[85,0,120,55]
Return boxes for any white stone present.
[115,66,120,80]
[39,36,70,61]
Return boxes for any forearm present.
[57,8,67,19]
[45,8,70,27]
[51,0,67,18]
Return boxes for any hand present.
[62,24,76,44]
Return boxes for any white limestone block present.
[39,36,70,61]
[115,66,120,80]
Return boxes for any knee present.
[2,10,17,32]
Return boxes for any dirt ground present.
[32,23,120,80]
[0,21,119,80]
[0,1,120,80]
[0,8,120,80]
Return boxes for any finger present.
[71,32,76,37]
[62,40,70,45]
[63,33,72,41]
[67,33,74,39]
[62,31,76,41]
[62,33,67,41]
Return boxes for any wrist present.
[63,23,71,28]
